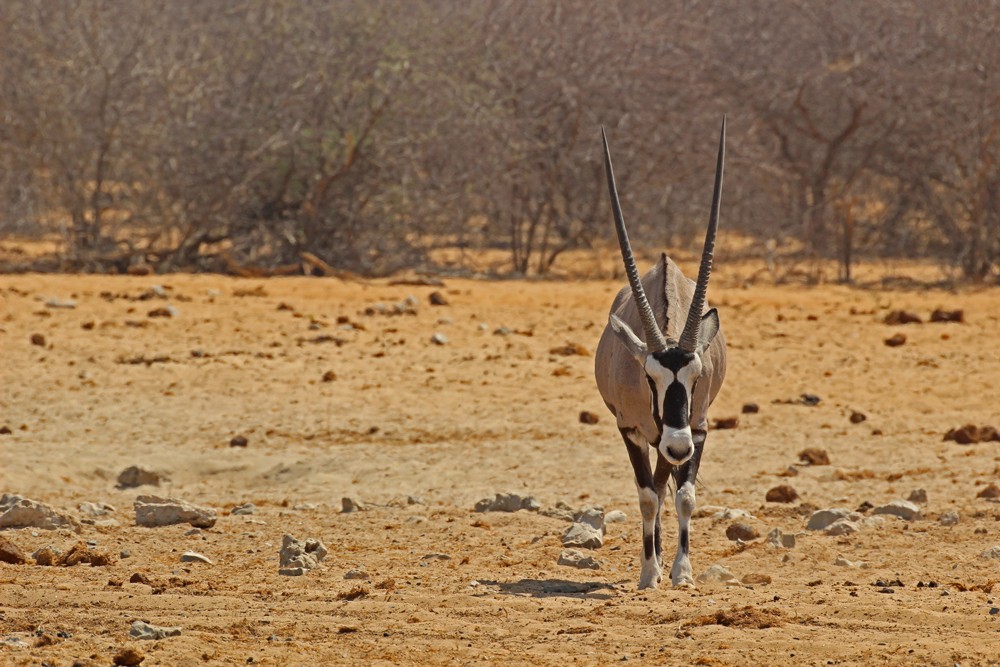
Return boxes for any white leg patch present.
[637,485,662,589]
[670,481,696,587]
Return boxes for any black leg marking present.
[652,453,673,563]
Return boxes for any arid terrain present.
[1,264,999,666]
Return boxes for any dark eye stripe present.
[646,377,661,429]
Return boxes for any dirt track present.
[1,270,999,666]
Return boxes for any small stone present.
[849,411,867,424]
[474,493,540,513]
[579,411,600,425]
[0,536,28,564]
[78,501,116,517]
[945,425,982,444]
[741,403,760,414]
[798,448,830,465]
[344,569,370,580]
[33,546,60,566]
[129,620,181,640]
[428,291,449,306]
[279,534,328,573]
[231,503,255,515]
[430,332,448,345]
[117,466,165,488]
[279,567,305,576]
[766,485,799,503]
[558,549,600,570]
[825,519,860,536]
[322,370,337,382]
[696,564,737,584]
[44,297,77,309]
[766,528,796,549]
[929,309,963,323]
[725,522,759,542]
[907,489,928,505]
[134,495,217,529]
[113,647,145,666]
[980,546,1000,560]
[711,507,755,521]
[884,333,907,347]
[799,393,821,406]
[562,508,605,549]
[30,333,46,346]
[872,500,922,521]
[0,494,80,531]
[605,510,627,524]
[342,497,366,513]
[976,483,1000,499]
[229,435,248,448]
[807,508,854,531]
[179,551,213,565]
[713,416,739,430]
[741,573,771,585]
[834,555,861,567]
[883,310,922,325]
[939,510,960,526]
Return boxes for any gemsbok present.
[594,119,727,589]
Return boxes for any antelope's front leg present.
[669,428,706,587]
[621,428,661,589]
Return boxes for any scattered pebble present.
[134,495,217,529]
[696,564,738,584]
[30,333,46,346]
[605,510,627,524]
[579,411,600,425]
[279,534,328,575]
[884,333,907,347]
[825,519,860,536]
[322,370,337,382]
[474,493,540,513]
[741,403,760,414]
[806,508,855,531]
[229,435,248,448]
[741,573,771,585]
[766,528,796,549]
[422,552,452,561]
[798,448,830,466]
[78,501,116,517]
[946,425,1000,444]
[980,546,1000,560]
[883,310,921,325]
[725,522,759,542]
[713,416,739,430]
[834,555,862,567]
[231,503,256,516]
[344,569,370,580]
[117,466,166,489]
[849,411,867,424]
[872,500,922,521]
[929,309,963,323]
[179,551,213,565]
[428,291,449,306]
[342,497,367,513]
[907,489,928,505]
[939,510,960,526]
[130,620,182,640]
[430,332,449,345]
[765,485,799,503]
[558,549,600,570]
[147,306,177,318]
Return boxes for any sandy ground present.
[1,267,999,666]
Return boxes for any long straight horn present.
[602,127,668,353]
[678,116,726,353]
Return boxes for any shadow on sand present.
[477,578,620,600]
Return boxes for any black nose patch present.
[662,381,689,428]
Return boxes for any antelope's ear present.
[610,315,648,362]
[697,308,720,352]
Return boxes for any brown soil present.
[2,270,1000,666]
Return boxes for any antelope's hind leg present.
[621,428,662,589]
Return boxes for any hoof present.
[671,578,696,590]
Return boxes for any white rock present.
[696,564,738,584]
[180,551,213,565]
[834,555,860,567]
[231,503,256,515]
[558,549,600,570]
[825,519,860,536]
[130,620,181,640]
[134,495,217,529]
[939,510,960,526]
[78,502,116,517]
[562,508,605,549]
[430,332,448,345]
[766,528,796,549]
[712,508,755,521]
[806,508,854,531]
[872,499,922,521]
[981,546,1000,560]
[605,510,627,524]
[279,534,327,574]
[344,569,370,580]
[474,493,540,513]
[0,494,80,532]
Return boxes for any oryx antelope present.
[594,119,727,589]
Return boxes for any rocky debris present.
[474,493,540,513]
[798,448,830,466]
[884,333,907,347]
[741,573,772,585]
[765,484,799,503]
[883,310,922,325]
[725,522,760,542]
[696,564,738,584]
[825,519,860,536]
[930,308,963,323]
[976,483,1000,499]
[428,291,449,306]
[766,528,797,549]
[278,534,328,576]
[945,425,1000,444]
[0,494,80,532]
[558,549,600,570]
[30,333,46,346]
[231,503,255,516]
[229,435,248,448]
[430,332,449,345]
[939,510,960,526]
[179,551,213,565]
[578,410,600,425]
[605,510,627,524]
[741,403,760,414]
[873,500,922,521]
[130,620,182,640]
[980,546,1000,560]
[344,569,370,580]
[849,411,867,424]
[562,508,605,549]
[0,536,28,564]
[113,647,145,666]
[134,495,217,529]
[806,508,856,531]
[907,489,928,505]
[713,416,739,430]
[342,497,367,513]
[117,466,165,488]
